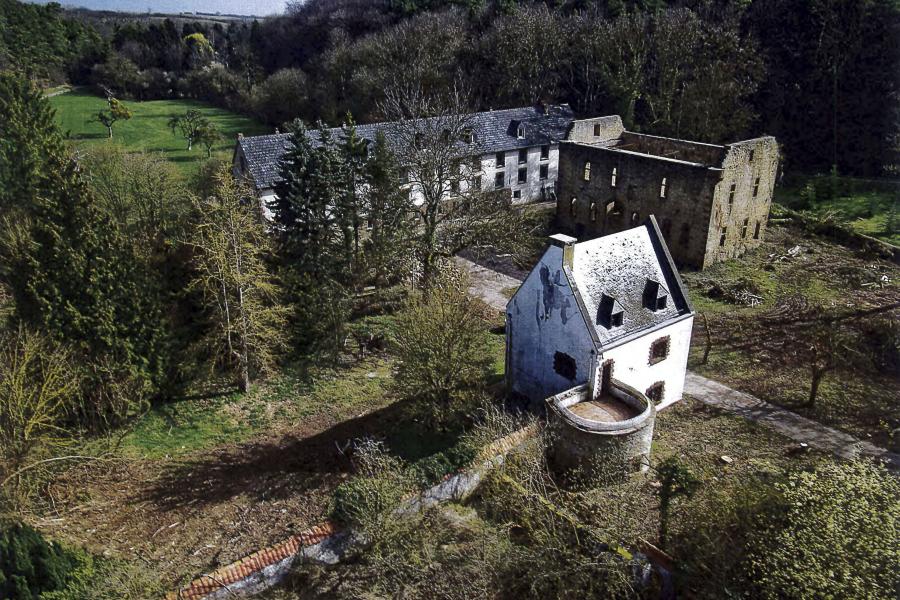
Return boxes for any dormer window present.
[597,294,625,329]
[643,279,669,312]
[463,128,474,144]
[583,161,591,181]
[517,122,526,139]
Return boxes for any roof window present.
[643,279,669,312]
[597,294,625,329]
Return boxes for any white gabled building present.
[232,104,576,218]
[506,217,694,412]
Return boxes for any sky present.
[25,0,289,17]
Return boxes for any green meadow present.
[50,90,269,177]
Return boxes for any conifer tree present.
[364,131,416,287]
[1,74,167,428]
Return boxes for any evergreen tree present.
[364,131,416,288]
[337,114,368,279]
[0,73,65,219]
[1,74,167,428]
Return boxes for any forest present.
[2,0,899,177]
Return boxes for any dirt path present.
[455,254,900,470]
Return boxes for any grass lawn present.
[775,173,900,245]
[49,90,269,178]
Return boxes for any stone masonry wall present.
[555,142,719,268]
[702,137,779,267]
[555,135,779,269]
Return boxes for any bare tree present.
[379,84,528,287]
[188,166,288,392]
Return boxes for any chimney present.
[549,233,577,270]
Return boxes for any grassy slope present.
[775,174,900,246]
[49,90,269,177]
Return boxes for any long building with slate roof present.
[232,104,576,217]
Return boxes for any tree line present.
[2,0,897,177]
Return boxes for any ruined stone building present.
[555,116,779,269]
[505,220,694,473]
[232,105,575,218]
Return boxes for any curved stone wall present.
[545,380,656,476]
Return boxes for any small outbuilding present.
[505,218,694,474]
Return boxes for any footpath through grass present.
[50,90,269,178]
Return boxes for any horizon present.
[24,0,288,17]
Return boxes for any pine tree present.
[336,114,368,279]
[0,73,65,219]
[1,74,167,428]
[364,131,416,287]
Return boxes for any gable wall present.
[506,245,596,406]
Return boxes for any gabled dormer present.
[597,294,625,328]
[643,279,668,312]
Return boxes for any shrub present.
[0,523,82,600]
[744,459,900,599]
[331,439,411,531]
[391,267,494,430]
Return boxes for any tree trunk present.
[808,368,825,408]
[701,313,712,365]
[187,138,193,151]
[107,125,112,138]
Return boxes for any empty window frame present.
[495,152,505,167]
[518,167,527,184]
[553,351,577,380]
[593,123,602,136]
[660,177,667,199]
[748,148,755,162]
[649,336,670,364]
[513,190,521,200]
[583,161,592,181]
[646,382,665,404]
[494,172,505,189]
[570,197,577,216]
[540,145,550,160]
[611,167,618,187]
[518,148,528,164]
[719,227,727,246]
[728,182,736,206]
[742,218,749,238]
[590,202,597,222]
[610,311,624,327]
[753,176,760,197]
[539,164,549,180]
[754,221,761,239]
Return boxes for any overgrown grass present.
[775,173,900,245]
[683,222,899,448]
[115,356,395,459]
[50,90,268,178]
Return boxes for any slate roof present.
[564,217,693,348]
[235,105,575,191]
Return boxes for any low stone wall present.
[546,381,656,475]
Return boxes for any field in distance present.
[50,89,269,177]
